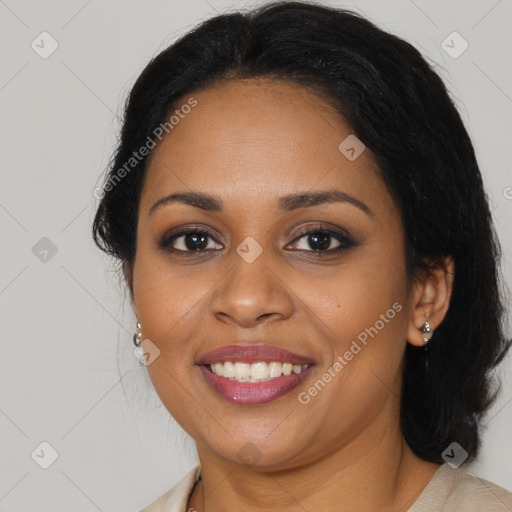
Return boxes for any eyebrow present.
[149,189,373,216]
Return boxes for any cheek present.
[132,251,203,422]
[132,249,203,342]
[294,266,408,439]
[301,242,409,404]
[307,252,406,339]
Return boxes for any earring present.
[420,321,433,345]
[133,321,145,366]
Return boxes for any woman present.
[92,1,512,510]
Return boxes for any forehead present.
[140,79,392,216]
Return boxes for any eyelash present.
[158,224,355,257]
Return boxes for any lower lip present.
[199,365,313,405]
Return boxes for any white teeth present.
[209,361,309,382]
[251,362,268,380]
[223,362,235,378]
[268,362,282,378]
[214,362,224,376]
[234,362,251,379]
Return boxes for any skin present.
[131,78,454,511]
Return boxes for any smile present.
[197,344,315,405]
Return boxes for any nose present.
[210,248,294,328]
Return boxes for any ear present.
[406,256,455,347]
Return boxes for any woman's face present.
[133,78,415,469]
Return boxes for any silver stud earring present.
[420,321,433,345]
[133,321,145,366]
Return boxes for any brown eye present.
[287,226,355,254]
[159,228,223,254]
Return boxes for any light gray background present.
[0,0,511,510]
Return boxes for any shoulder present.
[139,465,201,512]
[410,463,512,512]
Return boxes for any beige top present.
[140,463,512,511]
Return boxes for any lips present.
[196,344,315,405]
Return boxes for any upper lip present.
[196,344,315,365]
